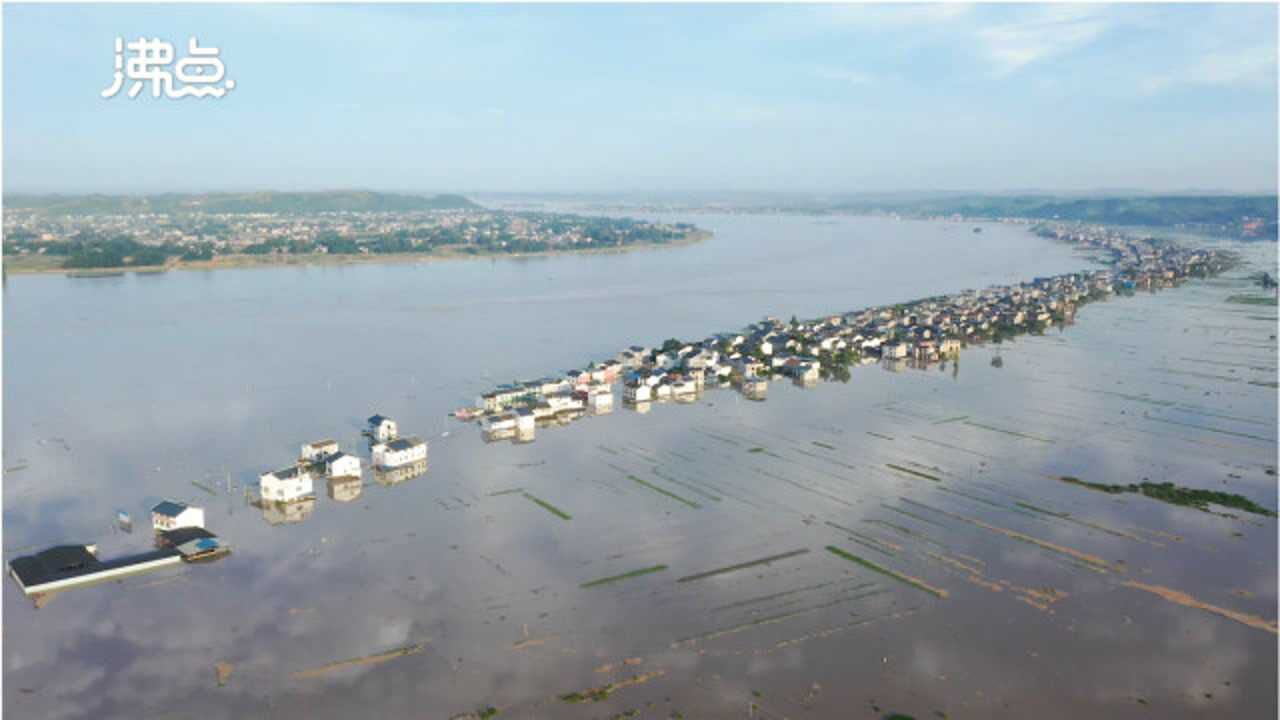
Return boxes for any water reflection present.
[326,476,363,503]
[4,217,1274,719]
[373,460,428,487]
[257,497,316,526]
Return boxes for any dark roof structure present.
[386,436,424,451]
[9,545,178,593]
[151,500,188,517]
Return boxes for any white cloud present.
[1142,44,1276,95]
[976,5,1112,76]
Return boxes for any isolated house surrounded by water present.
[371,436,428,469]
[151,501,205,532]
[9,529,229,599]
[367,415,399,443]
[259,464,315,502]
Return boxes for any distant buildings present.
[459,224,1233,442]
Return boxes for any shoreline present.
[2,229,713,276]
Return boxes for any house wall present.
[373,442,427,468]
[328,455,361,478]
[260,472,314,502]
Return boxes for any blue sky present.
[4,3,1276,194]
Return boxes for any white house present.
[325,451,361,478]
[372,436,428,469]
[367,415,399,443]
[481,412,518,432]
[151,501,205,532]
[301,439,339,463]
[881,343,908,359]
[260,465,315,503]
[589,391,614,413]
[624,383,652,403]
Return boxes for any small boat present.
[116,510,133,532]
[452,407,482,421]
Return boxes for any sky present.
[3,3,1277,195]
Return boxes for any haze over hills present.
[3,191,481,216]
[4,189,1275,240]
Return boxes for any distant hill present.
[4,191,482,215]
[829,194,1277,239]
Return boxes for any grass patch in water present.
[885,463,940,482]
[825,545,948,598]
[1057,476,1276,517]
[1226,294,1278,306]
[580,564,668,589]
[627,474,702,509]
[523,492,572,520]
[678,548,810,583]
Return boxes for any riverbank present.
[2,229,713,276]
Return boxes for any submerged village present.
[6,222,1240,605]
[462,224,1237,443]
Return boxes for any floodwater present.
[3,215,1276,719]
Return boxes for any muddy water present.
[3,217,1275,719]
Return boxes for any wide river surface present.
[4,214,1276,719]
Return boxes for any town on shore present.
[2,198,703,273]
[462,223,1237,443]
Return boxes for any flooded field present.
[3,216,1276,719]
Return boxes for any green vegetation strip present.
[962,421,1055,443]
[523,492,572,520]
[709,579,858,613]
[626,474,702,509]
[826,521,900,555]
[936,486,1004,508]
[1146,416,1276,443]
[674,588,887,645]
[811,441,837,451]
[652,467,722,502]
[825,546,948,599]
[866,520,945,549]
[931,415,969,425]
[1226,294,1278,306]
[1056,476,1277,518]
[880,503,947,528]
[677,548,810,583]
[580,565,668,589]
[488,487,524,497]
[885,463,941,482]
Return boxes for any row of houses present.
[462,228,1234,434]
